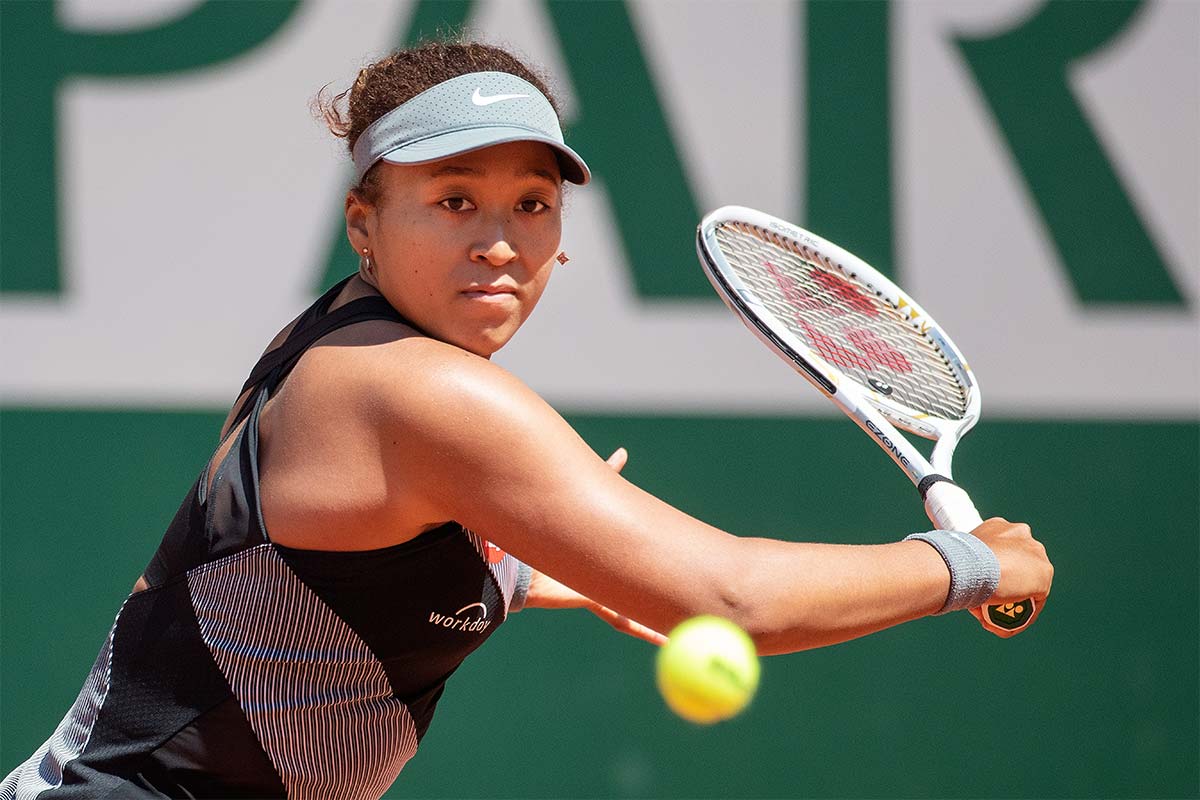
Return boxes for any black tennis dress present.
[1,277,531,799]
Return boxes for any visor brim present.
[377,126,590,185]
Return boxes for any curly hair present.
[316,39,561,203]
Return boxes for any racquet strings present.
[712,221,969,422]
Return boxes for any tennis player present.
[2,40,1052,800]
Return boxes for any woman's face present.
[347,140,564,358]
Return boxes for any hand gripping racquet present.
[696,205,1034,636]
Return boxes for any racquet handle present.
[922,479,1036,636]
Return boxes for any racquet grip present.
[921,478,1036,636]
[922,478,983,531]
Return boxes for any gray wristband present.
[904,530,1000,614]
[508,561,533,613]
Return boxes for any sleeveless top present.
[1,276,532,800]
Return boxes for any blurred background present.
[1,1,1196,797]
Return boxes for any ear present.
[345,190,373,254]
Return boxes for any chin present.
[454,326,519,359]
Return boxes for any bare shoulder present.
[254,323,518,549]
[300,325,586,487]
[294,322,536,414]
[279,323,566,477]
[373,337,570,467]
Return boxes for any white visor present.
[350,71,590,185]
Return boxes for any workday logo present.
[428,602,492,634]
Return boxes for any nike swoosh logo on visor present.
[472,88,530,106]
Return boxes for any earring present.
[360,247,374,274]
[555,251,570,265]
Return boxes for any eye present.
[518,198,549,214]
[439,196,476,212]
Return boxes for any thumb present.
[606,447,628,473]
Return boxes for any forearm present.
[723,537,950,655]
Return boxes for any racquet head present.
[696,205,980,478]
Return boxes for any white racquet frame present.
[696,205,1034,635]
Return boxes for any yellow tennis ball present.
[656,615,760,724]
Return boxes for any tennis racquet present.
[696,205,1034,636]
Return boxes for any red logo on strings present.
[846,328,912,372]
[809,268,878,317]
[765,261,826,312]
[796,321,873,370]
[764,261,878,318]
[763,260,908,373]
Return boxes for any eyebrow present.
[428,164,559,183]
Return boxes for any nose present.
[471,221,518,267]
[475,239,517,266]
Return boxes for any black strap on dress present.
[229,276,416,430]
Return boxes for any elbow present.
[651,536,816,652]
[699,540,818,654]
[655,565,764,642]
[704,556,784,646]
[714,585,815,655]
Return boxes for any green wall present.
[2,409,1196,797]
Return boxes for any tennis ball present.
[656,615,760,724]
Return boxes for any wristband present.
[904,530,1000,614]
[509,561,533,613]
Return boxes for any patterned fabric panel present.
[462,529,520,616]
[186,545,419,800]
[0,604,121,800]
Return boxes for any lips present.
[462,284,518,298]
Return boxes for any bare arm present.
[377,340,1050,654]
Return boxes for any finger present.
[605,447,628,473]
[592,603,667,646]
[618,617,669,646]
